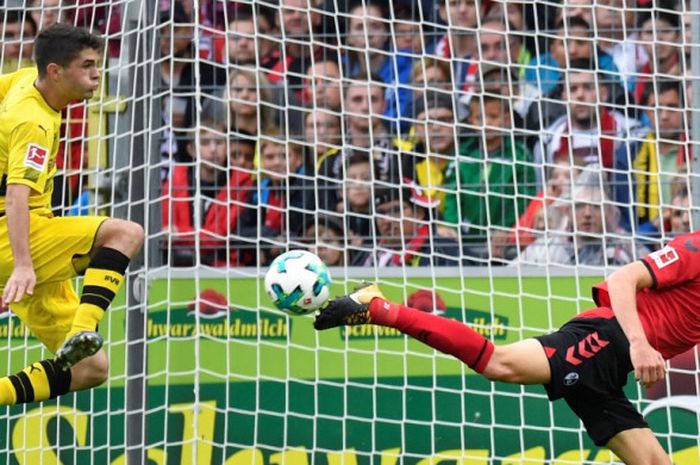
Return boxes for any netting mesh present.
[0,0,698,463]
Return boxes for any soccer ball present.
[265,250,332,315]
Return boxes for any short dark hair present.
[35,23,104,77]
[644,78,685,107]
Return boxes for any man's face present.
[2,21,35,60]
[415,107,455,154]
[671,195,690,234]
[574,199,604,238]
[479,23,508,63]
[281,0,310,37]
[305,109,341,156]
[647,89,683,140]
[346,5,387,51]
[160,24,193,57]
[440,0,478,30]
[306,61,342,109]
[345,161,371,211]
[59,48,101,101]
[564,71,600,127]
[375,200,422,247]
[228,19,256,65]
[345,83,385,133]
[640,18,679,64]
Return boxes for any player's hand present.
[629,340,666,388]
[3,265,36,305]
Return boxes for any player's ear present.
[45,63,62,80]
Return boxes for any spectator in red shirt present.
[316,230,700,464]
[161,119,256,266]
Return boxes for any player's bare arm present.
[605,261,664,388]
[3,184,35,305]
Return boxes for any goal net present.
[0,0,699,464]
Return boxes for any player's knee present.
[125,221,145,248]
[74,352,109,389]
[99,219,144,256]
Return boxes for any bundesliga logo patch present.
[649,246,679,269]
[24,144,48,171]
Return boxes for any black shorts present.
[535,307,649,446]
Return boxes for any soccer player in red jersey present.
[313,233,700,465]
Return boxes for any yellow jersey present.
[0,67,60,216]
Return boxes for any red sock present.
[369,298,494,373]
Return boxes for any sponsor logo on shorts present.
[564,372,579,386]
[24,144,48,170]
[649,246,679,269]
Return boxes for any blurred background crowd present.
[1,0,697,269]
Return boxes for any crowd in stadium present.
[1,0,696,268]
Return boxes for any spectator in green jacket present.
[443,91,536,259]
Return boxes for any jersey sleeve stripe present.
[639,258,658,289]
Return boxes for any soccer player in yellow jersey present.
[0,23,144,405]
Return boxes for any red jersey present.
[593,231,700,359]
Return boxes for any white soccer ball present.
[264,250,332,316]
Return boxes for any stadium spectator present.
[302,215,346,266]
[634,10,683,104]
[352,181,463,267]
[341,76,409,183]
[237,128,315,265]
[434,0,481,79]
[524,16,621,101]
[509,160,577,250]
[669,188,691,235]
[73,0,122,58]
[410,57,453,98]
[161,118,256,267]
[340,152,374,242]
[343,1,413,130]
[409,90,458,213]
[228,67,274,136]
[634,79,689,234]
[266,0,315,104]
[518,169,642,267]
[1,10,37,73]
[393,5,424,54]
[304,58,343,110]
[29,0,66,29]
[159,4,227,162]
[533,61,645,229]
[594,0,650,93]
[227,6,257,66]
[305,108,342,172]
[443,91,536,258]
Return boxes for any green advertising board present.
[0,275,698,464]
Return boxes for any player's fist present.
[630,340,666,388]
[3,265,36,305]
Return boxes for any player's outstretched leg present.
[0,350,108,405]
[56,219,144,367]
[315,283,550,383]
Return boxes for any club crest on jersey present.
[649,246,679,269]
[24,144,48,171]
